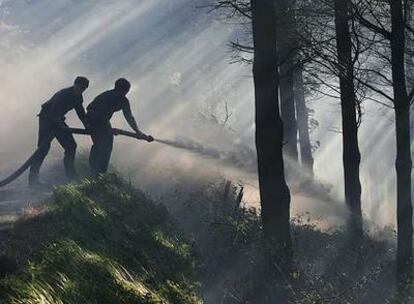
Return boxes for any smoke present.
[0,0,411,231]
[0,0,250,167]
[155,137,257,173]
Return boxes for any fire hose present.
[0,128,150,188]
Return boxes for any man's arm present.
[74,102,89,129]
[122,99,147,139]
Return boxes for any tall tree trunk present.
[407,38,414,203]
[406,14,414,153]
[334,0,362,233]
[277,0,299,175]
[251,0,291,248]
[251,2,292,301]
[390,0,413,277]
[294,66,314,178]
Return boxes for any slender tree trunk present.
[294,66,314,178]
[334,0,362,233]
[251,2,292,301]
[406,16,414,153]
[407,39,414,206]
[277,0,299,174]
[251,0,291,248]
[390,0,413,277]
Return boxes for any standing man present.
[87,78,153,176]
[29,76,90,187]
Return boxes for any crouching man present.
[29,76,90,187]
[86,78,153,176]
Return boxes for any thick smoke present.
[0,0,411,230]
[155,137,257,173]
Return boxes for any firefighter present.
[87,78,153,176]
[29,76,90,187]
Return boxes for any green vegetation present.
[167,178,409,304]
[0,172,411,303]
[0,174,202,304]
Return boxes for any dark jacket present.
[86,89,140,133]
[40,87,87,126]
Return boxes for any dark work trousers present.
[29,116,78,182]
[89,122,114,176]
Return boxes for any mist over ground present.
[0,0,412,230]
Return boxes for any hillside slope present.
[0,174,202,304]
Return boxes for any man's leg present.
[89,126,101,177]
[88,124,113,176]
[29,118,54,185]
[99,127,114,174]
[55,125,78,179]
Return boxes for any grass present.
[0,169,411,303]
[0,173,202,304]
[164,176,410,304]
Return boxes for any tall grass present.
[0,174,202,304]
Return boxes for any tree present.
[294,66,315,178]
[277,0,299,173]
[333,0,362,233]
[390,0,413,277]
[352,0,413,277]
[210,0,316,179]
[251,0,291,248]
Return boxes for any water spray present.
[154,138,256,173]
